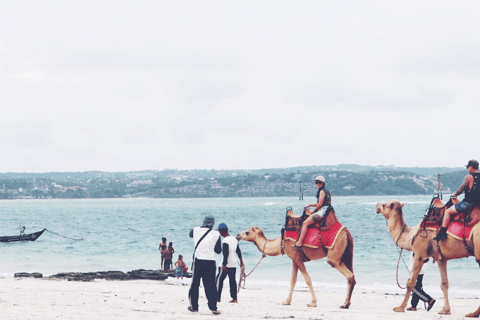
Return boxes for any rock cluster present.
[14,269,192,281]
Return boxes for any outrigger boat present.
[0,226,46,243]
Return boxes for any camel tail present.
[342,228,354,273]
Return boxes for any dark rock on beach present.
[46,269,192,281]
[14,272,43,278]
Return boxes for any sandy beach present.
[1,277,479,320]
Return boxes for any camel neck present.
[387,216,414,251]
[254,235,282,257]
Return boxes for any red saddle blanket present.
[285,222,344,249]
[425,221,474,241]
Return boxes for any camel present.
[236,220,355,308]
[376,199,480,317]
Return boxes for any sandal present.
[212,310,221,315]
[427,299,436,311]
[407,307,417,311]
[293,243,303,249]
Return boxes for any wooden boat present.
[0,228,46,243]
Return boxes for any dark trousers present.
[188,259,218,311]
[411,274,432,308]
[216,267,237,301]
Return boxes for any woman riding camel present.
[294,175,331,248]
[435,159,480,241]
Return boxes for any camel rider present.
[435,159,480,241]
[294,176,331,247]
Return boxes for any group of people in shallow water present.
[176,159,480,315]
[159,237,187,279]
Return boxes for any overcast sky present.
[0,1,479,173]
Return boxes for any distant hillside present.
[0,165,468,199]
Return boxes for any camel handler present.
[294,175,332,248]
[216,222,244,303]
[188,215,222,315]
[435,159,480,241]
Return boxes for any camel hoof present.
[282,301,291,306]
[438,309,451,315]
[307,303,317,307]
[393,306,405,313]
[340,302,351,309]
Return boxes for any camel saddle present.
[284,206,338,233]
[421,196,473,229]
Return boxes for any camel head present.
[236,226,264,242]
[375,200,404,220]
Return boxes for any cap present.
[218,222,228,232]
[315,176,325,183]
[467,160,479,169]
[202,215,215,228]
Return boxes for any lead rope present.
[45,229,83,241]
[238,241,267,293]
[384,219,410,289]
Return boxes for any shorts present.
[454,201,475,213]
[175,267,183,276]
[311,206,330,223]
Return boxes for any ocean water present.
[1,195,479,298]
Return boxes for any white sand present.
[1,277,479,319]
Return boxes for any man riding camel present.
[435,159,480,241]
[294,175,331,248]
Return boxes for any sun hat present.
[202,215,215,228]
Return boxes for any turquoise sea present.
[1,195,479,298]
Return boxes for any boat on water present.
[0,227,46,243]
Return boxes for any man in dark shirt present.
[435,160,480,240]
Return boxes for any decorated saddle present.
[421,196,478,241]
[283,206,344,249]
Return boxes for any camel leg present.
[393,258,424,312]
[329,261,355,309]
[296,261,317,307]
[282,261,298,306]
[438,259,451,315]
[466,306,480,318]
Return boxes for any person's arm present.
[452,175,472,198]
[222,243,229,271]
[214,236,222,254]
[236,245,244,266]
[312,190,325,213]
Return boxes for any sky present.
[0,1,479,173]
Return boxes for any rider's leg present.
[295,216,315,246]
[435,206,458,240]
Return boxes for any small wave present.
[264,203,276,206]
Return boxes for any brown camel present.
[376,200,480,317]
[236,221,355,308]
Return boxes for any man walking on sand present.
[216,222,244,303]
[188,215,222,315]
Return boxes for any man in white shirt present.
[216,222,244,303]
[188,215,222,315]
